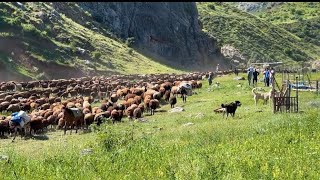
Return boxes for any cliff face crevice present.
[79,2,225,69]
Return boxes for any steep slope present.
[256,2,320,49]
[78,2,226,69]
[0,2,183,81]
[197,2,319,66]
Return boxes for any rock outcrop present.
[79,2,225,68]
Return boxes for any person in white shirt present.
[247,65,254,85]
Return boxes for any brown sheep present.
[110,94,118,103]
[41,103,51,110]
[66,102,76,108]
[0,119,9,136]
[6,104,20,113]
[133,108,142,119]
[30,116,44,134]
[164,90,171,102]
[149,99,159,115]
[83,101,92,112]
[196,81,202,88]
[82,108,91,114]
[125,93,136,101]
[133,96,142,105]
[0,101,10,112]
[153,92,162,101]
[138,104,145,113]
[84,113,95,128]
[30,102,39,110]
[110,110,120,123]
[126,107,135,119]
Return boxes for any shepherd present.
[208,72,213,86]
[9,111,31,142]
[247,65,254,86]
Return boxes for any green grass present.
[1,74,320,179]
[197,2,320,65]
[256,2,320,25]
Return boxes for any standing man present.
[252,69,259,86]
[247,65,254,86]
[234,67,239,76]
[208,72,213,86]
[264,68,270,87]
[270,67,275,85]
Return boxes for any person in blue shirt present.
[264,68,270,87]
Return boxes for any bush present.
[295,10,304,16]
[92,51,102,59]
[208,4,215,10]
[21,23,41,36]
[40,30,47,38]
[125,37,135,47]
[84,11,91,17]
[96,125,134,151]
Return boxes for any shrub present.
[40,30,47,38]
[92,51,102,59]
[21,23,41,37]
[208,4,215,10]
[84,11,91,17]
[295,10,304,16]
[125,37,135,47]
[96,124,134,151]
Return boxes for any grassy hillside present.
[1,74,319,179]
[197,2,320,66]
[256,2,320,24]
[256,2,320,50]
[0,2,183,81]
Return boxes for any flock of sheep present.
[0,72,210,141]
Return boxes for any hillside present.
[0,2,184,81]
[197,2,320,66]
[78,2,225,68]
[256,2,320,50]
[228,2,285,13]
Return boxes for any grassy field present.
[0,73,320,179]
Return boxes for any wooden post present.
[296,77,299,112]
[282,64,284,85]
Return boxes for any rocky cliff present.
[79,2,225,69]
